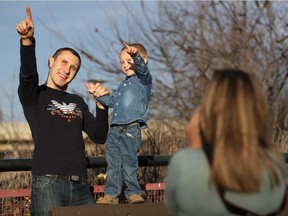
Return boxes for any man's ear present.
[48,57,54,68]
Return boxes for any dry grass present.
[274,129,288,153]
[0,121,287,190]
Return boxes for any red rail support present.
[91,185,105,201]
[0,189,31,216]
[145,183,166,203]
[0,183,166,215]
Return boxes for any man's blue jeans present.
[104,124,142,198]
[30,175,95,216]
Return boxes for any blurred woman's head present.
[200,68,279,192]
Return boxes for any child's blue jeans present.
[104,123,142,198]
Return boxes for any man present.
[16,7,109,215]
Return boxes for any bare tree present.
[45,1,288,131]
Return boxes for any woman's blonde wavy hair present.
[200,68,282,192]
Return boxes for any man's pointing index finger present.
[26,6,33,22]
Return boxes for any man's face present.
[47,51,80,90]
[119,51,135,76]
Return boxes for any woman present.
[165,69,287,216]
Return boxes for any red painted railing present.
[0,183,166,215]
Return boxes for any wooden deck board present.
[49,202,169,216]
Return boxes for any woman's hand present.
[185,106,202,149]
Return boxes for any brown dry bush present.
[1,121,287,190]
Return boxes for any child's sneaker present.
[96,195,119,204]
[128,194,145,204]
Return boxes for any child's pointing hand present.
[123,41,139,57]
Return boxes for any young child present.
[95,42,153,204]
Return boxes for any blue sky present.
[0,1,156,122]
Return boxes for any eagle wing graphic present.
[51,100,76,113]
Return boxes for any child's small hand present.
[85,82,109,109]
[123,41,138,57]
[85,82,109,98]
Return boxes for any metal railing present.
[1,153,288,172]
[0,155,172,172]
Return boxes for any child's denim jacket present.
[97,54,152,128]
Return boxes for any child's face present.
[119,50,136,76]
